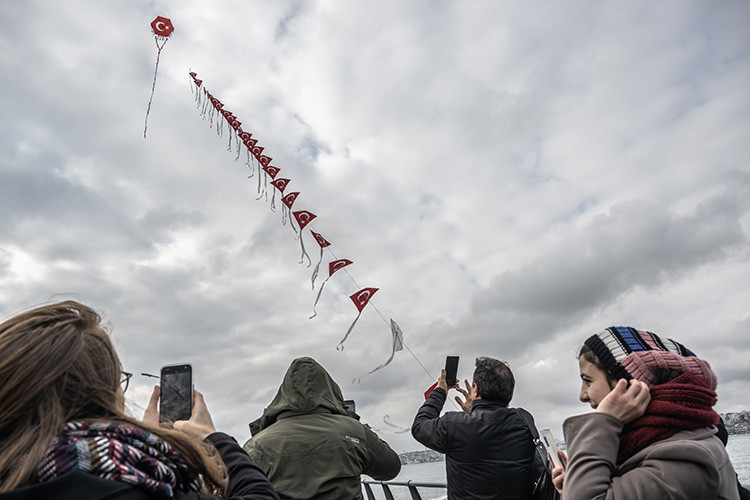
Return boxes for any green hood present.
[255,357,349,432]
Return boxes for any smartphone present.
[159,363,193,426]
[445,356,459,387]
[540,428,563,469]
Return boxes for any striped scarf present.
[38,421,202,498]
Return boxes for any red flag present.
[258,155,273,167]
[308,230,331,293]
[329,259,353,276]
[424,382,438,399]
[263,165,280,179]
[271,178,290,193]
[311,231,330,248]
[350,287,378,312]
[337,287,379,349]
[282,192,300,209]
[309,258,354,318]
[293,210,316,231]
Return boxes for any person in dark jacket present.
[0,300,279,500]
[411,357,536,500]
[243,357,401,500]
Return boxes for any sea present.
[363,433,750,500]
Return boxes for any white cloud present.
[1,0,748,455]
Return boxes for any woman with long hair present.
[0,300,279,499]
[551,326,740,499]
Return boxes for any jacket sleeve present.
[410,387,449,453]
[203,432,280,500]
[362,424,402,481]
[562,413,724,500]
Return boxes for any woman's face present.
[578,357,615,409]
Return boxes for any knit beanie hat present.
[583,326,717,390]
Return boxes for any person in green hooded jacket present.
[242,357,401,499]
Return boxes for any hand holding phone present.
[445,356,459,387]
[540,428,563,469]
[159,363,193,426]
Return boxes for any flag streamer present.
[187,72,423,381]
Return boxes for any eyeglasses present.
[120,371,133,393]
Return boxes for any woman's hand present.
[142,385,161,427]
[551,450,567,494]
[173,390,217,441]
[596,379,651,423]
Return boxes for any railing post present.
[407,480,423,500]
[381,483,396,500]
[362,482,376,500]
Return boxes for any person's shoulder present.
[635,427,729,466]
[1,471,150,500]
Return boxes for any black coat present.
[411,388,535,500]
[0,433,280,500]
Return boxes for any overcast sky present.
[1,0,749,453]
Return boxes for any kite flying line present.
[186,70,439,386]
[143,16,175,139]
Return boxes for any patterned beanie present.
[583,326,717,390]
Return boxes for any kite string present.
[306,223,436,383]
[187,75,452,405]
[302,221,460,408]
[143,37,169,139]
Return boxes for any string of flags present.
[186,69,405,381]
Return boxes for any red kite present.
[144,15,174,139]
[310,258,352,319]
[337,287,378,350]
[292,210,316,265]
[309,230,330,289]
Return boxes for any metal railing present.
[362,479,447,500]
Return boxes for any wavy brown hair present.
[0,300,227,492]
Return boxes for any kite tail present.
[143,39,167,139]
[281,205,289,226]
[354,350,396,383]
[201,98,210,119]
[353,319,403,382]
[246,150,255,178]
[311,247,324,289]
[256,171,266,200]
[226,129,233,152]
[299,232,311,266]
[289,214,300,237]
[270,190,277,212]
[337,311,362,350]
[309,275,330,319]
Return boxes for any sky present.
[1,0,749,454]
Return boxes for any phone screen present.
[160,363,193,425]
[445,356,459,386]
[540,428,563,468]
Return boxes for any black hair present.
[472,357,514,406]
